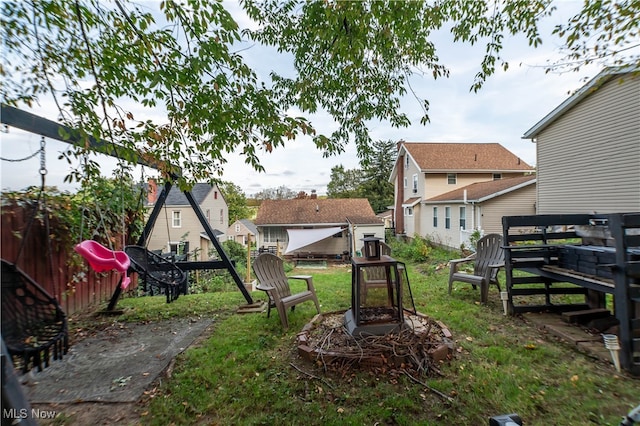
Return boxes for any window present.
[493,173,502,180]
[206,209,211,224]
[214,191,218,199]
[405,206,413,216]
[405,155,409,169]
[445,207,451,229]
[459,206,466,230]
[228,235,234,241]
[404,177,408,188]
[172,211,181,228]
[412,174,418,194]
[433,207,438,227]
[447,173,457,184]
[235,224,240,232]
[263,227,287,243]
[219,209,224,224]
[168,241,186,255]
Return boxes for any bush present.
[188,270,238,294]
[388,234,432,262]
[221,240,247,267]
[388,234,458,264]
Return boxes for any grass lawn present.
[72,255,638,425]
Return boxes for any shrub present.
[388,234,432,262]
[221,240,247,267]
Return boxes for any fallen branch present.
[402,370,454,403]
[290,362,336,391]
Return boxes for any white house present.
[390,142,535,243]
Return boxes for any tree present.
[253,186,297,200]
[358,140,395,213]
[3,1,638,186]
[326,165,362,199]
[217,181,251,224]
[326,141,395,213]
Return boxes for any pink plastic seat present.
[74,240,131,288]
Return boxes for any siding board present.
[536,74,640,213]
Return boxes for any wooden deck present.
[502,213,640,376]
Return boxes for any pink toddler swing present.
[75,240,131,289]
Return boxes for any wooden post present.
[245,233,251,284]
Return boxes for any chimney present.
[147,178,158,204]
[310,189,317,199]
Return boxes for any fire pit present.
[296,241,453,377]
[297,310,454,376]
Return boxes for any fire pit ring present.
[296,310,455,375]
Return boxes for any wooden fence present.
[1,203,134,315]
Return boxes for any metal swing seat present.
[124,245,188,303]
[1,260,69,373]
[0,137,69,373]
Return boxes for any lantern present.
[361,237,382,260]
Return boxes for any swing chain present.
[39,136,47,176]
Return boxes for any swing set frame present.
[1,104,254,309]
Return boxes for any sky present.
[0,1,608,197]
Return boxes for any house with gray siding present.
[523,66,640,214]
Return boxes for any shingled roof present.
[403,142,533,171]
[426,175,536,202]
[146,183,218,206]
[255,199,380,226]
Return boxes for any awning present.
[284,227,344,254]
